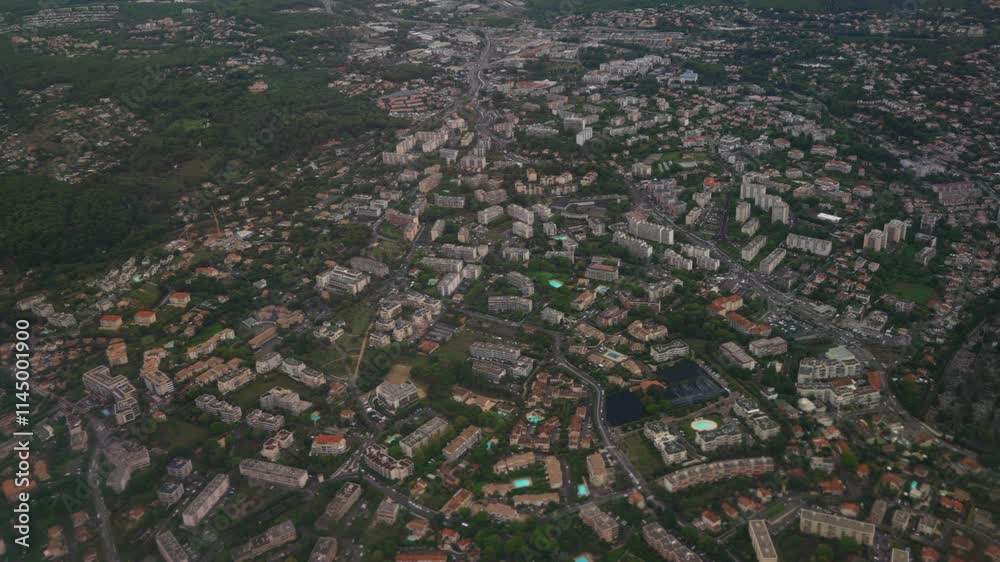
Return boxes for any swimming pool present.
[513,478,532,489]
[691,419,719,432]
[577,483,590,497]
[548,279,564,288]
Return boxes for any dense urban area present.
[0,0,999,562]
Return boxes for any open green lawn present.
[301,342,355,377]
[167,118,206,134]
[342,303,373,335]
[371,239,407,264]
[127,282,162,309]
[226,375,317,410]
[400,328,482,367]
[764,501,791,519]
[622,432,665,480]
[889,282,936,305]
[150,420,211,450]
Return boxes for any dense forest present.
[0,175,158,271]
[0,0,404,273]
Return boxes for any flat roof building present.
[316,266,370,295]
[156,531,190,562]
[182,474,229,527]
[400,416,449,457]
[376,380,420,410]
[469,341,520,363]
[322,482,362,524]
[748,520,778,562]
[642,521,702,562]
[720,341,757,370]
[308,537,338,562]
[364,444,414,481]
[232,520,296,562]
[799,509,875,546]
[239,459,308,488]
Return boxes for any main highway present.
[632,185,882,348]
[86,417,121,562]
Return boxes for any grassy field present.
[343,303,373,335]
[127,282,162,309]
[622,432,665,479]
[226,375,317,410]
[294,302,375,377]
[764,501,791,519]
[301,344,354,377]
[398,328,482,367]
[150,420,211,450]
[889,282,936,305]
[370,239,407,265]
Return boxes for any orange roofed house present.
[310,434,347,456]
[99,315,123,331]
[706,294,743,316]
[134,310,157,326]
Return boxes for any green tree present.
[812,544,834,562]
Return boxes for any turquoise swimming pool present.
[513,478,532,489]
[691,419,719,432]
[577,483,589,497]
[548,279,564,288]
